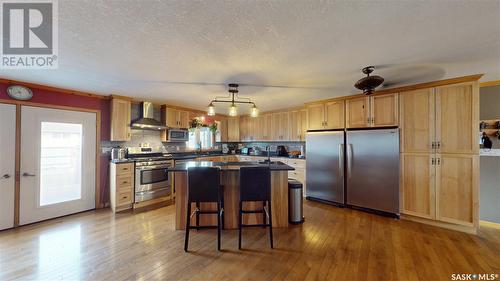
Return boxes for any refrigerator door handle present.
[339,144,344,178]
[347,144,353,179]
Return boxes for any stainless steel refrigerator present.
[306,128,400,215]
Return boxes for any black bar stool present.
[184,167,224,252]
[238,166,273,249]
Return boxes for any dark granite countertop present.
[169,161,295,172]
[171,152,305,161]
[110,159,135,164]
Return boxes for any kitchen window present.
[187,127,213,150]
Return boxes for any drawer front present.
[116,174,133,188]
[288,170,305,180]
[287,159,306,168]
[117,190,133,205]
[117,163,134,174]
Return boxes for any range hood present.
[130,102,167,130]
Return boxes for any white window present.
[187,127,213,150]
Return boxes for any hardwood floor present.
[0,200,499,281]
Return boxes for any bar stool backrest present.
[187,167,221,203]
[239,166,271,201]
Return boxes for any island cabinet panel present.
[435,82,479,155]
[435,154,478,226]
[400,88,435,153]
[110,98,131,141]
[400,153,435,219]
[345,97,369,128]
[174,170,289,230]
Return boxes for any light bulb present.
[207,103,215,116]
[228,103,238,117]
[250,105,259,117]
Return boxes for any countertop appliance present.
[166,128,189,142]
[130,102,167,130]
[111,147,127,160]
[127,147,173,203]
[306,128,399,216]
[276,145,288,157]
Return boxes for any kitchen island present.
[170,161,295,230]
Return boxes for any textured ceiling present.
[1,0,500,113]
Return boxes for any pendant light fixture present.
[206,84,259,117]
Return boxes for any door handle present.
[347,144,353,179]
[22,172,36,177]
[1,174,10,179]
[339,144,344,178]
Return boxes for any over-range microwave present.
[167,129,189,142]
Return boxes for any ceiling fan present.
[354,66,384,95]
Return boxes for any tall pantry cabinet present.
[399,81,479,231]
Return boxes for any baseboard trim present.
[401,214,477,234]
[479,220,500,230]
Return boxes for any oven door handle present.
[136,165,171,170]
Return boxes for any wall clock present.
[7,85,33,101]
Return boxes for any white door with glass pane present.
[20,106,96,225]
[0,103,16,230]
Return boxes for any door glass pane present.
[40,122,83,206]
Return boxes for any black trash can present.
[288,180,304,224]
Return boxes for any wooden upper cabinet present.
[346,97,369,128]
[271,113,281,140]
[400,88,435,153]
[371,93,398,127]
[324,100,345,129]
[261,114,272,140]
[289,111,301,141]
[401,153,435,219]
[110,98,131,141]
[178,110,189,129]
[218,117,228,142]
[435,154,477,226]
[306,103,325,130]
[227,117,240,142]
[306,100,344,130]
[435,82,479,154]
[300,109,307,141]
[164,107,189,129]
[280,112,290,140]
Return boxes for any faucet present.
[266,145,271,163]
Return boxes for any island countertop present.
[169,161,295,172]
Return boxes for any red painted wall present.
[0,82,110,140]
[0,81,112,206]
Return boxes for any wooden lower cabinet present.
[400,153,435,219]
[110,162,135,213]
[401,153,478,230]
[435,154,478,226]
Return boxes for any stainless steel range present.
[127,147,173,203]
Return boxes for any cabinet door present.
[400,153,435,219]
[280,112,290,140]
[400,89,435,153]
[239,116,248,141]
[345,97,369,128]
[261,114,272,140]
[436,83,478,154]
[165,108,178,128]
[289,111,301,141]
[324,100,345,129]
[255,116,264,141]
[227,117,240,142]
[178,110,189,129]
[110,98,131,141]
[306,103,325,130]
[435,154,477,226]
[300,109,307,141]
[271,113,281,140]
[371,93,398,127]
[218,119,227,142]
